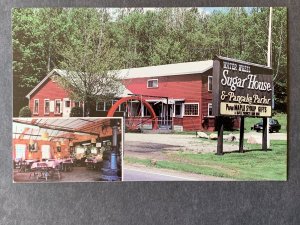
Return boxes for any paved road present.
[123,165,233,181]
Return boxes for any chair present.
[18,161,28,173]
[50,165,61,180]
[36,163,50,181]
[29,167,39,179]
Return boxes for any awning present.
[146,99,185,104]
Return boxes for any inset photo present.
[13,117,123,182]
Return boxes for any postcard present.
[13,7,287,181]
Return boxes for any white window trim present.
[147,79,158,88]
[207,103,214,117]
[63,98,71,110]
[208,76,213,92]
[44,99,50,115]
[105,100,113,111]
[54,99,62,115]
[96,102,106,111]
[174,103,183,118]
[33,99,39,114]
[74,101,81,108]
[112,100,122,112]
[183,102,199,116]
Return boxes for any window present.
[55,99,62,114]
[106,101,112,111]
[119,102,126,112]
[44,99,50,115]
[112,100,119,111]
[33,99,39,114]
[208,76,213,91]
[147,79,158,88]
[74,101,80,107]
[75,146,85,154]
[96,102,105,111]
[15,144,26,160]
[65,100,71,108]
[41,145,51,159]
[175,103,183,117]
[184,103,199,116]
[208,103,213,117]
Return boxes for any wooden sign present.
[212,56,273,117]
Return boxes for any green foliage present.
[244,113,287,132]
[70,106,83,117]
[56,9,123,116]
[13,7,288,116]
[19,106,32,117]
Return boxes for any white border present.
[12,116,124,183]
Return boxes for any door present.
[15,144,26,160]
[63,98,71,117]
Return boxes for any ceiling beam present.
[13,119,100,136]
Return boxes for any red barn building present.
[25,60,238,131]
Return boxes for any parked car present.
[252,119,281,133]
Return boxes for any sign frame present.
[212,56,273,154]
[212,55,273,118]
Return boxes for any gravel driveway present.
[124,132,287,155]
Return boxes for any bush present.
[19,106,32,117]
[70,106,83,117]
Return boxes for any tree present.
[12,7,288,114]
[12,8,67,116]
[19,106,32,117]
[56,9,123,116]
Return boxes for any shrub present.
[70,106,83,117]
[19,106,32,117]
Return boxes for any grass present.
[124,140,287,181]
[244,112,287,132]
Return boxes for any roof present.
[13,118,112,140]
[25,69,62,99]
[119,60,213,79]
[26,60,213,99]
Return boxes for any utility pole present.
[267,7,273,149]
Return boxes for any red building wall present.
[28,71,216,131]
[12,139,70,160]
[29,78,69,117]
[124,71,213,131]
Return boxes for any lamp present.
[29,139,34,145]
[56,141,61,147]
[69,141,74,147]
[41,131,49,140]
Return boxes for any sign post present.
[239,116,245,153]
[212,56,273,154]
[216,116,224,155]
[262,117,268,150]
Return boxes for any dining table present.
[61,158,74,172]
[31,160,61,169]
[18,159,39,172]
